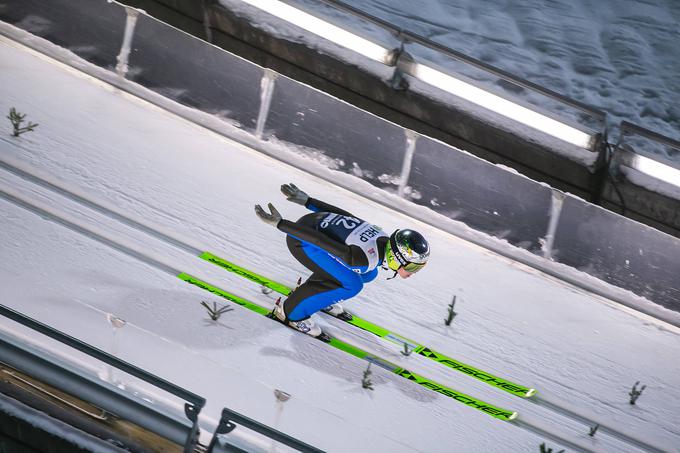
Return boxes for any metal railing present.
[0,305,205,453]
[207,407,325,452]
[282,0,607,126]
[619,121,680,161]
[0,301,326,451]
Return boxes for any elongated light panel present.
[413,63,594,149]
[240,0,392,64]
[630,154,680,188]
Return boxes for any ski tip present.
[524,388,537,398]
[507,412,519,421]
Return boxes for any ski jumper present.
[276,198,389,321]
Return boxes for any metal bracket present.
[206,412,237,452]
[387,39,411,91]
[183,403,201,453]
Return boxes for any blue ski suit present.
[276,197,389,321]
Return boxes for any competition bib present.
[318,214,387,272]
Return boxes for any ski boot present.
[270,299,331,342]
[322,303,353,321]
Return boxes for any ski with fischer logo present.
[177,272,518,421]
[199,252,536,399]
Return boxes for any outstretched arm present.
[279,219,370,268]
[281,183,355,217]
[256,201,367,266]
[255,202,352,258]
[277,219,351,259]
[304,197,355,217]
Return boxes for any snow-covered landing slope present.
[1,35,679,452]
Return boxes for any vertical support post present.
[398,129,419,198]
[255,69,278,140]
[201,0,214,43]
[183,402,201,453]
[542,189,565,259]
[387,36,410,91]
[206,410,237,453]
[116,7,140,78]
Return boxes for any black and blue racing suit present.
[276,197,389,321]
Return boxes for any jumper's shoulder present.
[306,197,355,217]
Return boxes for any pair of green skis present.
[178,251,536,421]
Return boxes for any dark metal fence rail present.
[208,408,325,453]
[0,305,204,408]
[0,306,325,451]
[0,304,204,451]
[619,121,680,153]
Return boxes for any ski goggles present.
[402,261,426,273]
[387,236,427,274]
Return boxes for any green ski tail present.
[178,272,518,421]
[199,252,536,399]
[200,252,292,296]
[178,272,270,316]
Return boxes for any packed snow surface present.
[1,33,680,453]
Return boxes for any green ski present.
[200,251,536,398]
[177,272,518,421]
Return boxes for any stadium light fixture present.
[626,153,680,188]
[411,63,594,149]
[239,0,393,65]
[240,0,594,149]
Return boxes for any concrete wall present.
[112,0,680,242]
[600,123,680,237]
[116,0,608,201]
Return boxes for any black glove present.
[255,203,282,227]
[281,183,309,206]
